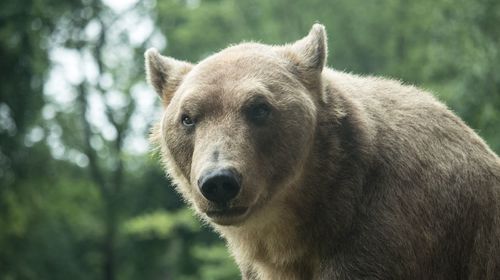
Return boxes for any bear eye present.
[181,114,195,127]
[246,103,271,125]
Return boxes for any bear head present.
[146,24,327,226]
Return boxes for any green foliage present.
[123,209,199,239]
[192,244,240,280]
[0,0,499,279]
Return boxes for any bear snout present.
[197,168,242,206]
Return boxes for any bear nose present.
[198,169,241,205]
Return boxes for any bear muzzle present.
[197,168,254,225]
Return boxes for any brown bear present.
[145,24,500,279]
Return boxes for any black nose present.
[198,169,241,204]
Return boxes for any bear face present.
[146,25,327,226]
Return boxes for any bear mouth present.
[205,206,249,225]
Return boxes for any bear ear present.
[145,48,193,105]
[289,23,328,72]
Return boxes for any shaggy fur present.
[145,24,500,279]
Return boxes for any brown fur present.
[145,24,500,279]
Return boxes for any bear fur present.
[145,24,500,279]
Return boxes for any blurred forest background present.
[0,0,499,279]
